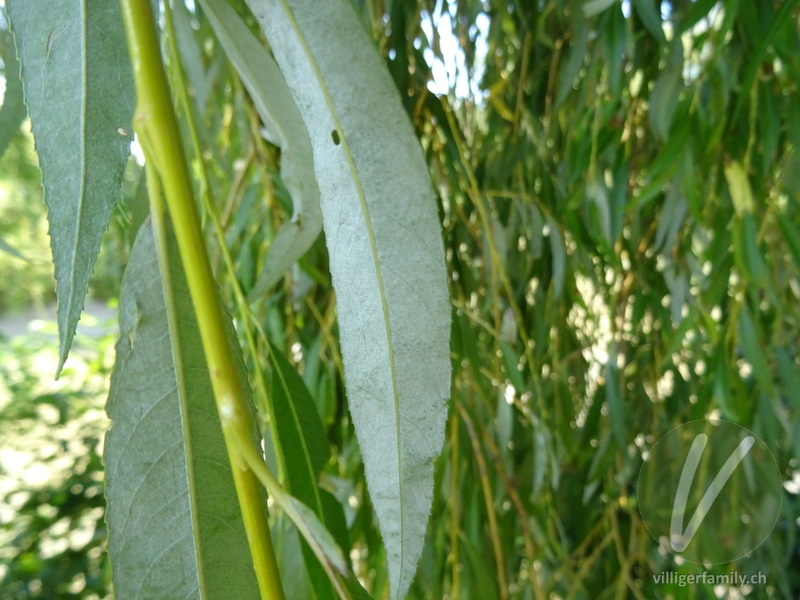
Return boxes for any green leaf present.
[632,0,666,43]
[628,126,689,209]
[776,349,800,411]
[275,494,373,600]
[738,306,775,398]
[555,16,588,108]
[104,221,261,599]
[713,345,747,423]
[548,217,566,299]
[777,213,800,270]
[276,519,316,600]
[586,178,612,247]
[675,0,719,35]
[732,212,766,286]
[268,342,336,600]
[6,0,134,374]
[281,495,349,577]
[654,180,686,253]
[730,0,799,124]
[648,38,683,141]
[319,489,351,559]
[742,212,766,284]
[0,236,26,261]
[171,0,213,111]
[245,1,452,597]
[724,160,755,216]
[0,27,27,161]
[198,0,322,298]
[270,343,329,497]
[583,0,618,19]
[604,350,626,450]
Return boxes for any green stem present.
[160,0,287,483]
[119,2,285,599]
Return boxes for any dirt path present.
[0,299,117,339]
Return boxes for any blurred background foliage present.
[0,324,114,599]
[1,0,799,598]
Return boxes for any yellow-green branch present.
[118,2,285,599]
[160,1,287,484]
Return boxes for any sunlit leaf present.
[583,0,618,19]
[244,1,452,597]
[724,160,755,216]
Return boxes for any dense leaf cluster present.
[1,0,798,598]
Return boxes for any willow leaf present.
[0,27,27,161]
[5,0,134,374]
[104,221,261,599]
[244,1,452,597]
[269,343,335,600]
[270,343,329,504]
[0,236,26,261]
[198,0,322,298]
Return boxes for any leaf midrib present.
[60,0,90,376]
[152,215,208,599]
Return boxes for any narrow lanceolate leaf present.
[244,1,452,597]
[269,343,336,600]
[724,160,755,216]
[0,28,27,161]
[198,0,322,298]
[0,237,26,261]
[270,343,329,507]
[6,0,134,374]
[104,221,261,599]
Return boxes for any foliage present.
[1,0,799,599]
[0,323,115,599]
[0,124,53,311]
[104,220,263,598]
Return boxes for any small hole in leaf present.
[331,130,340,145]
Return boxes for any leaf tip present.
[55,335,72,379]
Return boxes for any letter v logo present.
[669,433,755,552]
[638,419,782,564]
